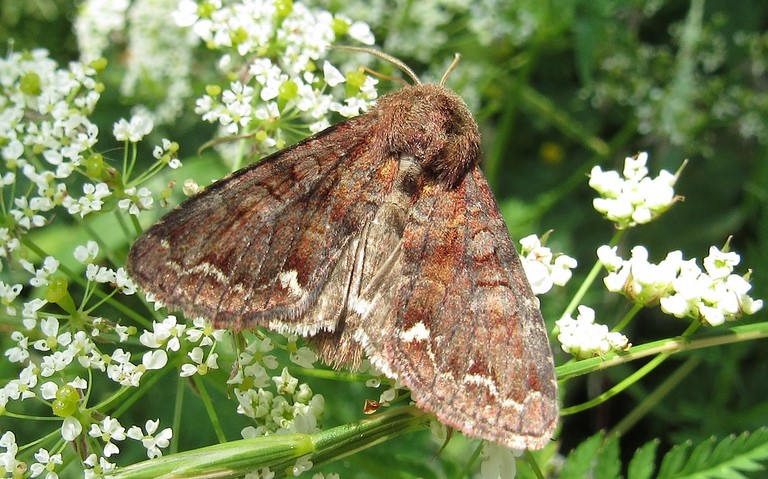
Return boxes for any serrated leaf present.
[658,440,693,477]
[559,432,621,479]
[628,439,660,479]
[657,428,768,479]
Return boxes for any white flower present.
[522,261,552,296]
[20,256,60,287]
[479,442,521,479]
[605,244,763,325]
[183,179,202,196]
[322,61,346,87]
[5,331,30,362]
[61,416,83,442]
[590,152,678,229]
[4,364,39,400]
[74,0,130,62]
[178,0,378,159]
[62,182,111,217]
[185,317,226,347]
[0,281,23,316]
[30,448,63,479]
[597,245,623,271]
[519,234,577,295]
[118,187,153,216]
[33,317,72,352]
[106,350,143,387]
[173,0,203,27]
[379,386,397,405]
[83,453,116,479]
[235,388,274,420]
[113,113,154,142]
[40,350,76,377]
[556,305,630,359]
[552,255,578,285]
[292,456,313,476]
[0,227,21,258]
[142,350,168,370]
[74,241,100,264]
[348,21,375,45]
[273,368,299,395]
[0,431,20,475]
[246,467,275,479]
[180,347,218,377]
[89,416,127,457]
[127,419,173,459]
[114,267,138,295]
[10,196,47,229]
[703,246,740,279]
[288,343,316,369]
[140,315,186,351]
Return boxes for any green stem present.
[309,406,426,470]
[613,303,643,332]
[110,406,426,479]
[560,352,670,415]
[20,237,150,327]
[171,375,185,454]
[523,449,546,479]
[454,441,484,479]
[556,321,766,381]
[192,375,228,444]
[608,355,701,437]
[110,434,314,479]
[561,229,624,319]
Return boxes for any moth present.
[127,49,558,450]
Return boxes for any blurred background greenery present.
[2,0,767,477]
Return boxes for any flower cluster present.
[519,234,578,295]
[5,1,768,477]
[590,152,679,229]
[0,50,180,293]
[230,336,325,437]
[556,306,631,359]
[0,46,202,467]
[1,50,100,237]
[599,244,763,326]
[175,0,379,159]
[0,235,230,472]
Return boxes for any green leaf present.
[628,439,660,479]
[559,431,621,479]
[657,428,768,479]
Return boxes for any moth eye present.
[396,155,422,196]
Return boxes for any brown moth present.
[127,50,558,450]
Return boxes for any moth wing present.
[357,167,558,450]
[127,115,394,332]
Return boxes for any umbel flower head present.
[599,244,763,326]
[590,152,681,229]
[555,305,630,359]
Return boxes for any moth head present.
[339,50,480,188]
[379,84,481,188]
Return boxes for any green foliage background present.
[2,0,767,477]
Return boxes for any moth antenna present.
[360,66,410,88]
[333,45,422,85]
[439,53,461,87]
